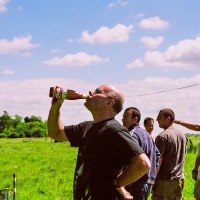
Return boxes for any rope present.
[126,83,200,97]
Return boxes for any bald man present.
[48,84,151,200]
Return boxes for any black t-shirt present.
[64,118,144,200]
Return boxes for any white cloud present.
[1,69,14,75]
[51,49,61,54]
[44,52,109,67]
[139,16,169,30]
[0,35,40,55]
[1,75,200,135]
[163,37,200,66]
[0,0,9,13]
[137,13,144,18]
[20,52,31,57]
[127,36,200,69]
[78,24,133,44]
[17,6,23,11]
[66,38,73,43]
[126,58,144,68]
[140,36,164,49]
[108,0,129,8]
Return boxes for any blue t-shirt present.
[129,123,160,184]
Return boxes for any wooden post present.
[13,174,16,200]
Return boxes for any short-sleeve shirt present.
[64,118,144,200]
[155,125,187,180]
[129,123,160,184]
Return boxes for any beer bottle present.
[49,86,88,100]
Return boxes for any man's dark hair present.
[144,117,154,125]
[125,107,141,122]
[159,108,175,122]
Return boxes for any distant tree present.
[30,127,46,137]
[30,116,42,122]
[0,133,7,138]
[24,116,42,123]
[0,111,13,133]
[4,127,19,138]
[13,115,23,128]
[0,111,46,138]
[24,116,31,123]
[28,121,46,137]
[16,123,26,138]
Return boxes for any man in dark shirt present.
[122,107,160,200]
[48,84,151,200]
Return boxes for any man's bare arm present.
[192,155,200,181]
[194,155,200,171]
[47,98,68,141]
[174,119,200,131]
[115,153,151,187]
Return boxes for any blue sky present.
[1,0,200,134]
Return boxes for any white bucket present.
[0,189,11,200]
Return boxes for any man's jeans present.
[126,181,152,200]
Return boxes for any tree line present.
[0,111,47,138]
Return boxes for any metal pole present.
[13,174,16,200]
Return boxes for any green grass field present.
[0,138,77,200]
[0,137,199,200]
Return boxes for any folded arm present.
[115,153,151,199]
[116,153,151,187]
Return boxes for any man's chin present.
[84,101,88,108]
[84,102,90,110]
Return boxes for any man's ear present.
[133,117,138,123]
[108,99,115,106]
[166,116,171,123]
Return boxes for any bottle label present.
[49,86,87,100]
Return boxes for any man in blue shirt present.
[122,107,160,200]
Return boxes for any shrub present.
[0,133,7,138]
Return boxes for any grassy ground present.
[0,138,77,200]
[0,136,199,199]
